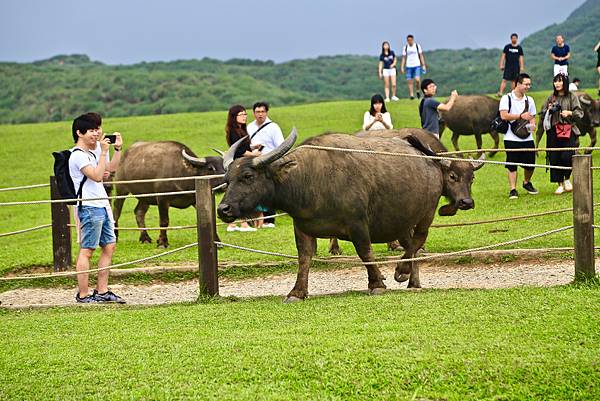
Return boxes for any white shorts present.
[553,64,568,77]
[382,68,396,78]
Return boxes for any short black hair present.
[252,102,269,112]
[510,33,518,39]
[407,34,414,40]
[572,77,581,83]
[72,112,102,143]
[421,78,435,94]
[514,73,531,86]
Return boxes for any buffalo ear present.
[438,204,458,216]
[273,160,298,182]
[405,135,436,156]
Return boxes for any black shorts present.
[503,67,519,81]
[504,140,535,172]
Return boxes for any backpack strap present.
[249,121,272,141]
[71,148,88,207]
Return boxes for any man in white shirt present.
[400,35,427,100]
[499,73,538,199]
[69,112,125,303]
[248,102,284,227]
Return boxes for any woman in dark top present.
[542,74,583,195]
[225,105,261,232]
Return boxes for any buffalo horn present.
[579,96,591,105]
[470,153,486,171]
[212,148,225,156]
[222,136,248,171]
[252,127,298,167]
[181,149,207,166]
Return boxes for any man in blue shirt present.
[419,78,458,137]
[551,35,570,77]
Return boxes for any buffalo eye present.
[243,172,254,182]
[449,172,458,182]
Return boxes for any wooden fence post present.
[50,176,72,271]
[195,177,219,297]
[572,155,596,280]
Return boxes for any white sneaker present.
[238,226,257,232]
[262,223,276,228]
[564,179,573,192]
[554,184,565,195]
[384,97,390,102]
[391,96,399,101]
[226,225,239,232]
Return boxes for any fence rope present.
[216,225,574,266]
[0,183,50,192]
[294,144,574,170]
[0,242,198,281]
[431,207,574,227]
[438,146,600,155]
[0,224,52,238]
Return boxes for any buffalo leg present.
[134,200,152,244]
[475,133,483,158]
[350,228,386,294]
[112,196,126,241]
[157,198,170,248]
[328,238,342,255]
[394,234,412,283]
[451,132,460,153]
[286,222,317,302]
[489,130,500,157]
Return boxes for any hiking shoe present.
[76,292,99,303]
[554,184,565,195]
[226,225,239,232]
[94,290,126,304]
[410,96,415,100]
[391,96,399,101]
[564,179,573,192]
[384,97,390,102]
[262,223,276,228]
[509,189,518,199]
[522,182,538,195]
[238,226,257,232]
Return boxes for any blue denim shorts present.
[78,206,116,249]
[405,66,421,80]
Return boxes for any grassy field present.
[1,285,599,400]
[0,90,599,282]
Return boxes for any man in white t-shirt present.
[248,102,284,228]
[499,73,538,199]
[400,34,427,100]
[69,112,125,303]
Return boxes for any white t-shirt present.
[499,92,537,142]
[568,83,579,92]
[248,118,284,154]
[69,142,110,208]
[363,111,393,130]
[402,43,423,68]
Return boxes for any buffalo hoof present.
[139,237,152,244]
[407,282,422,289]
[156,242,169,249]
[369,287,386,296]
[283,296,304,303]
[329,248,342,256]
[394,272,410,283]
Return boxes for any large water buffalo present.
[112,141,225,248]
[217,128,483,301]
[535,92,599,153]
[438,95,500,156]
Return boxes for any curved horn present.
[222,136,248,171]
[579,96,591,105]
[252,127,298,167]
[470,153,486,171]
[182,149,207,166]
[212,148,224,156]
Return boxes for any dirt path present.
[0,258,584,309]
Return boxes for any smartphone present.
[105,134,117,144]
[258,145,265,151]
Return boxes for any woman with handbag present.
[542,74,584,194]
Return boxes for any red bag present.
[556,123,572,139]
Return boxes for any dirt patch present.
[1,258,587,309]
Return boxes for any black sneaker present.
[509,189,518,199]
[94,290,126,304]
[417,92,422,99]
[522,182,539,195]
[76,292,99,303]
[410,96,415,100]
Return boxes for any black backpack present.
[491,95,512,134]
[52,148,88,205]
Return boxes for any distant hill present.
[0,0,598,125]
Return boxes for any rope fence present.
[0,224,52,238]
[439,146,600,155]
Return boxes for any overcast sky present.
[0,0,587,65]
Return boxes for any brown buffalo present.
[217,129,483,301]
[112,141,224,248]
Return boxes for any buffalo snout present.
[458,198,474,210]
[217,203,236,223]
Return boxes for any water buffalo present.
[438,95,500,156]
[535,92,599,154]
[112,141,225,248]
[217,128,483,301]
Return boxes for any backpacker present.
[52,148,87,205]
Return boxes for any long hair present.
[380,41,390,57]
[369,94,387,116]
[225,104,247,146]
[552,73,570,97]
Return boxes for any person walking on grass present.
[497,33,524,97]
[499,73,538,200]
[594,39,600,95]
[419,78,457,138]
[378,41,399,102]
[551,35,570,76]
[69,112,125,303]
[541,73,583,195]
[400,34,426,100]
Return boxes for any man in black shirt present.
[497,33,524,97]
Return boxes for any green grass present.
[0,91,599,282]
[1,285,599,400]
